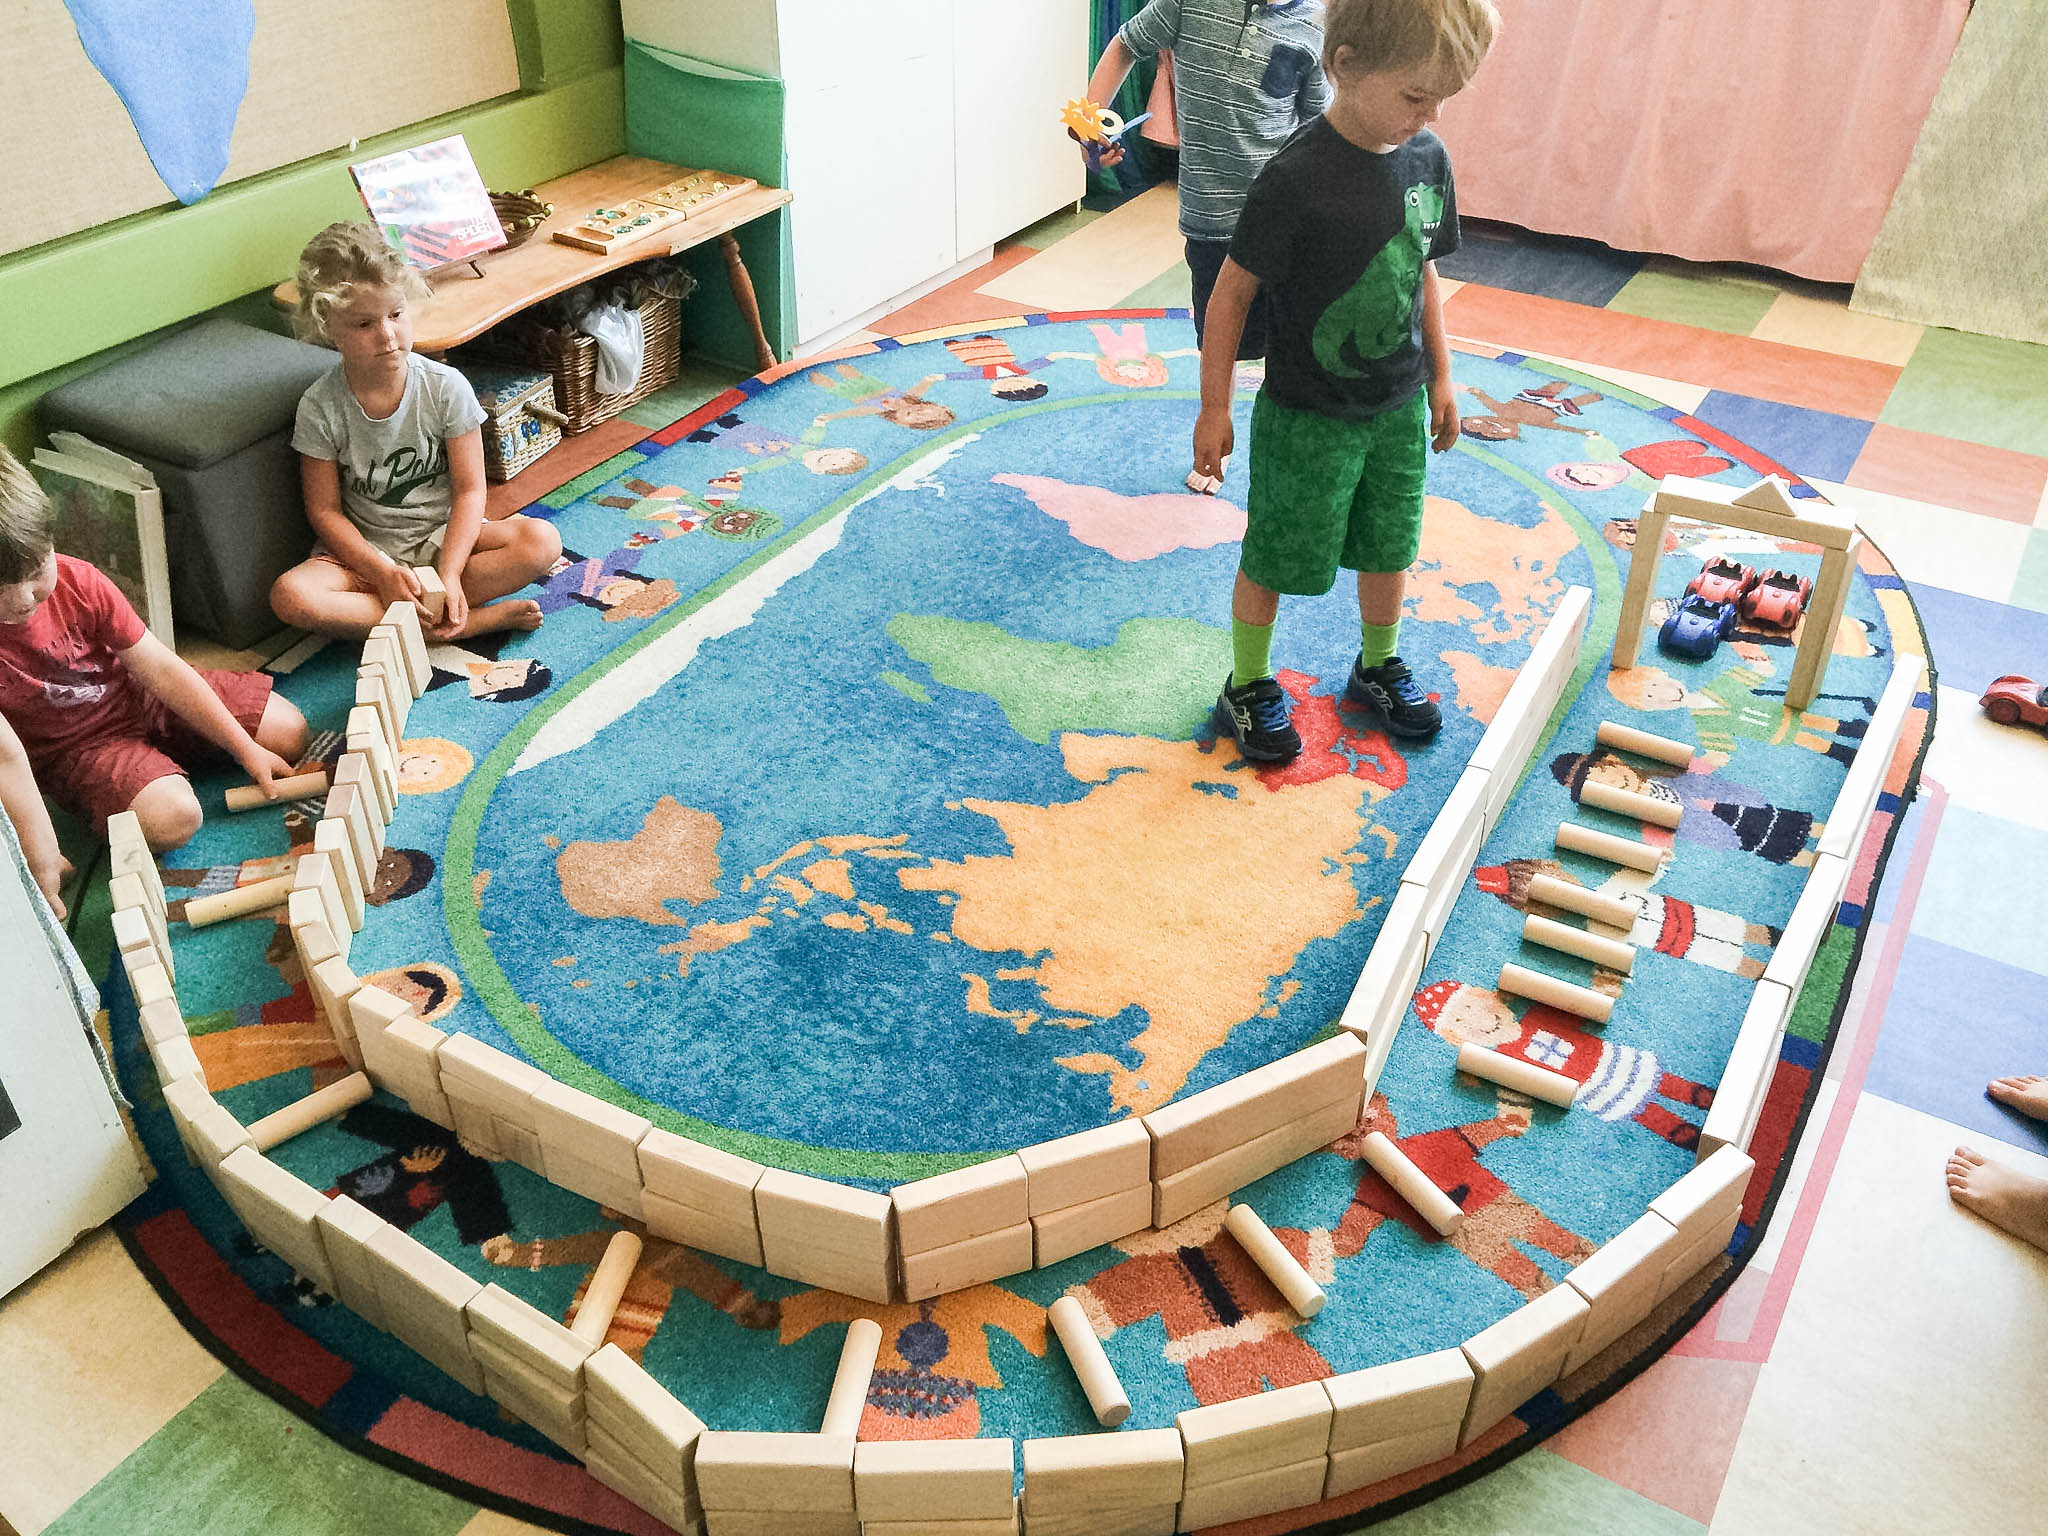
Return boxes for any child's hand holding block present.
[223,770,329,812]
[412,566,446,624]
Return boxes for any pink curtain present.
[1432,0,1971,283]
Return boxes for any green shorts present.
[1242,389,1428,595]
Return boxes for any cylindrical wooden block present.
[1579,778,1683,830]
[1557,820,1664,873]
[1498,962,1615,1023]
[246,1071,372,1151]
[820,1317,883,1436]
[1597,720,1694,767]
[1360,1131,1464,1236]
[1456,1042,1578,1109]
[183,873,297,928]
[223,771,329,813]
[1224,1204,1325,1317]
[1049,1295,1131,1427]
[569,1230,645,1346]
[1523,913,1635,974]
[1526,873,1638,932]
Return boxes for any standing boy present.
[1194,0,1498,761]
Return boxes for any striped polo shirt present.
[1120,0,1331,242]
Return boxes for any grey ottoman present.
[40,318,338,649]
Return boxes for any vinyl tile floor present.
[6,194,2048,1536]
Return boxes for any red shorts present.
[37,669,275,835]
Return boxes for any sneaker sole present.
[1213,700,1302,762]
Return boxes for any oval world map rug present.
[109,313,1931,1534]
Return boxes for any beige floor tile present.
[1808,477,2029,605]
[454,1510,565,1535]
[1709,1095,2048,1535]
[1924,684,2048,833]
[1753,290,1923,368]
[975,186,1184,313]
[0,1227,222,1533]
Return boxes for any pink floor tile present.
[1846,422,2048,523]
[1547,1352,1762,1523]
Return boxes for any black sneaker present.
[1345,655,1442,738]
[1214,675,1302,762]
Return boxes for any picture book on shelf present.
[348,134,506,271]
[30,435,173,647]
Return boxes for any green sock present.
[1231,617,1275,688]
[1360,619,1401,669]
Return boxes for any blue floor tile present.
[1694,391,1874,484]
[1439,222,1645,308]
[1904,583,2048,695]
[1909,805,2048,978]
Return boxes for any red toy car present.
[1739,568,1813,629]
[1979,675,2048,730]
[1688,557,1760,607]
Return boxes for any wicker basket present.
[462,365,567,481]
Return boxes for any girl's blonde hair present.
[0,444,54,584]
[291,222,432,346]
[1323,0,1501,93]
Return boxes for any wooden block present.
[1017,1121,1151,1215]
[438,1033,549,1125]
[363,1219,485,1392]
[122,944,174,1006]
[1033,1183,1153,1268]
[467,1280,595,1387]
[586,1340,706,1475]
[357,667,400,751]
[1020,1429,1183,1514]
[821,1317,882,1437]
[1817,654,1924,861]
[1048,1295,1129,1428]
[1171,1458,1326,1531]
[1466,586,1592,828]
[1323,1347,1474,1453]
[146,1029,204,1089]
[1223,1204,1323,1317]
[901,1221,1033,1300]
[894,1155,1029,1253]
[162,1076,253,1168]
[362,632,412,732]
[306,954,363,1054]
[137,997,189,1047]
[1176,1380,1331,1487]
[183,873,295,927]
[582,1432,704,1533]
[1655,1202,1744,1303]
[1521,912,1633,974]
[532,1077,652,1172]
[704,1513,853,1536]
[1699,980,1795,1161]
[470,1329,587,1418]
[639,1129,766,1226]
[1338,883,1432,1099]
[1458,1283,1591,1447]
[1578,777,1683,830]
[1649,1145,1755,1248]
[865,1514,1016,1536]
[695,1431,856,1514]
[1561,1211,1683,1375]
[326,775,383,882]
[1021,1504,1174,1536]
[105,811,166,915]
[1760,853,1850,995]
[1455,1042,1577,1109]
[293,854,351,962]
[544,1143,648,1220]
[380,599,430,695]
[346,726,397,826]
[1144,1034,1364,1180]
[348,983,413,1051]
[313,819,366,932]
[1152,1091,1360,1229]
[1524,873,1638,933]
[111,904,157,962]
[108,870,171,966]
[642,1190,764,1267]
[568,1231,644,1348]
[1398,765,1493,939]
[247,1071,372,1151]
[367,1020,454,1127]
[1497,961,1613,1024]
[1323,1423,1461,1498]
[1729,474,1801,516]
[1650,473,1856,550]
[215,1145,336,1293]
[223,770,329,813]
[1596,720,1693,768]
[1556,820,1663,873]
[854,1438,1015,1522]
[412,565,447,623]
[755,1168,896,1302]
[1359,1130,1463,1236]
[370,620,425,700]
[314,1192,391,1330]
[288,891,340,969]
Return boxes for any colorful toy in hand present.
[1060,97,1153,170]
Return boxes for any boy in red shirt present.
[0,447,307,916]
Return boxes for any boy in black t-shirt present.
[1194,0,1500,762]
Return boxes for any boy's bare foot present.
[1987,1074,2048,1123]
[1945,1146,2048,1255]
[451,599,544,639]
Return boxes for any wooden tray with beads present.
[640,169,758,219]
[550,199,691,254]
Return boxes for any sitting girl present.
[269,222,560,640]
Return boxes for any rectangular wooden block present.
[215,1145,336,1293]
[470,1328,587,1417]
[1144,1034,1365,1180]
[643,1190,765,1267]
[381,599,430,693]
[358,1013,454,1129]
[532,1077,652,1171]
[894,1155,1029,1253]
[640,1129,766,1226]
[1171,1457,1326,1532]
[364,1221,486,1393]
[356,667,400,753]
[370,619,425,699]
[1323,1347,1474,1453]
[583,1433,704,1534]
[1561,1212,1684,1375]
[703,1513,853,1536]
[362,632,412,730]
[586,1341,706,1477]
[162,1075,253,1169]
[314,1192,391,1330]
[1323,1422,1461,1498]
[544,1144,648,1221]
[1020,1428,1183,1513]
[1176,1380,1332,1487]
[695,1431,856,1514]
[1651,473,1857,550]
[474,1353,586,1453]
[137,997,188,1047]
[854,1437,1015,1522]
[105,810,167,913]
[438,1033,550,1125]
[313,818,367,932]
[1699,980,1794,1161]
[468,1280,595,1388]
[1760,853,1850,995]
[145,1023,204,1090]
[328,769,384,868]
[1458,1283,1591,1448]
[1399,765,1493,940]
[1655,1203,1744,1304]
[756,1168,896,1301]
[1467,586,1592,828]
[1817,654,1923,861]
[901,1221,1032,1300]
[412,564,447,623]
[124,948,176,1010]
[289,891,340,970]
[1016,1120,1151,1216]
[294,854,351,961]
[111,903,157,963]
[1152,1090,1360,1229]
[1648,1145,1755,1249]
[1033,1183,1153,1269]
[1021,1504,1174,1536]
[1336,882,1431,1067]
[864,1513,1016,1536]
[345,725,397,826]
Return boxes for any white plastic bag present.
[577,301,645,395]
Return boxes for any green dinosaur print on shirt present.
[1312,183,1445,377]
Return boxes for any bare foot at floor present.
[1987,1074,2048,1123]
[452,599,544,638]
[1946,1146,2048,1255]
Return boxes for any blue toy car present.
[1659,593,1738,659]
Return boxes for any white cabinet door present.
[951,0,1089,256]
[776,0,953,83]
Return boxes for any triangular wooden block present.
[1730,475,1801,515]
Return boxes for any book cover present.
[348,133,507,271]
[30,442,173,648]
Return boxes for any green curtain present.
[1089,0,1161,200]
